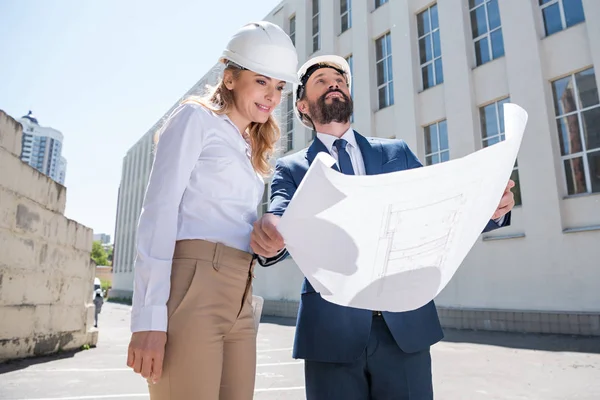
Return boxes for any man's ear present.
[296,99,309,116]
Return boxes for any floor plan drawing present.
[278,104,528,312]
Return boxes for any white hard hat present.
[293,55,352,129]
[221,21,299,84]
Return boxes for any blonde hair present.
[181,66,281,176]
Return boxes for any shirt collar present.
[316,127,356,154]
[210,109,252,150]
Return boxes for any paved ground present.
[0,302,599,400]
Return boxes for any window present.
[424,120,449,165]
[480,98,523,205]
[312,0,320,53]
[551,67,600,195]
[375,0,388,8]
[417,4,443,90]
[346,54,354,122]
[469,0,504,66]
[285,93,294,152]
[540,0,585,36]
[341,0,352,33]
[289,15,296,46]
[375,33,394,109]
[261,183,269,215]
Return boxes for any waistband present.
[173,239,255,270]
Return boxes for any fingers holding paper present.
[492,179,515,220]
[251,213,285,258]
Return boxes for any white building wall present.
[111,131,154,296]
[112,0,599,334]
[253,0,600,333]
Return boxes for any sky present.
[0,0,283,240]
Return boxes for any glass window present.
[470,0,505,66]
[341,0,352,33]
[552,67,600,195]
[480,98,523,205]
[540,0,585,37]
[424,120,450,165]
[417,4,443,89]
[375,33,394,109]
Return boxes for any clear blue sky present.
[0,0,282,240]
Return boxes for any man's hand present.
[127,331,167,384]
[251,213,285,258]
[492,180,515,220]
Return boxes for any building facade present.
[18,111,67,185]
[112,0,600,335]
[252,0,600,335]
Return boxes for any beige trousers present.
[149,239,257,400]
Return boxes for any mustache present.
[320,89,348,100]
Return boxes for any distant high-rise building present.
[18,111,67,185]
[93,233,111,245]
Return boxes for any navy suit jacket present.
[264,131,510,363]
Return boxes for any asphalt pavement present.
[0,302,599,400]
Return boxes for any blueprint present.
[277,103,528,312]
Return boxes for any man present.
[93,289,104,328]
[251,55,515,399]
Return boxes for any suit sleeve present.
[402,141,424,170]
[268,157,297,216]
[258,158,296,266]
[483,211,511,232]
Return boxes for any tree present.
[91,241,109,266]
[106,245,113,266]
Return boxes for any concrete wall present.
[0,110,97,362]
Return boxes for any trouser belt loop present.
[212,243,222,271]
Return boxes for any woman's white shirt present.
[131,102,265,332]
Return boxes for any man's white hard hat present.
[221,21,299,85]
[293,55,353,129]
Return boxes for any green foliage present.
[91,241,109,266]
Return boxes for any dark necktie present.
[333,138,355,175]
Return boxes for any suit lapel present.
[305,137,330,166]
[354,131,382,176]
[305,132,383,175]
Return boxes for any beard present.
[307,89,354,125]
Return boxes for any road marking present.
[29,361,302,372]
[25,368,132,372]
[254,386,305,392]
[257,347,293,353]
[8,387,305,399]
[7,395,148,400]
[257,361,303,367]
[115,345,293,351]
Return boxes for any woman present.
[126,21,298,399]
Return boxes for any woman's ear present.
[223,70,235,90]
